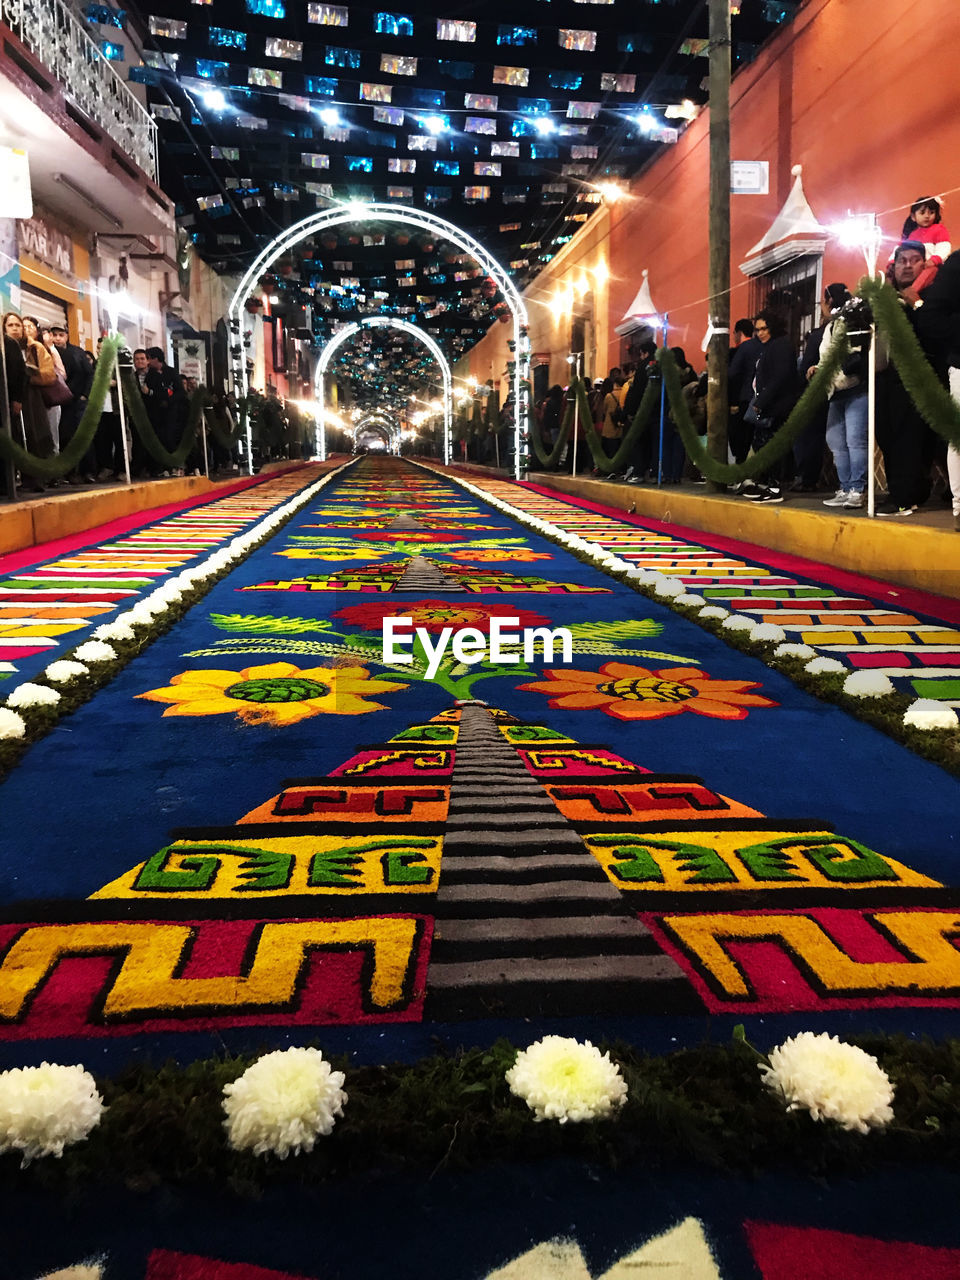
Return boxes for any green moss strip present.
[6,1035,960,1194]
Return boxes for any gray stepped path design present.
[386,514,426,529]
[395,554,458,591]
[425,705,697,1019]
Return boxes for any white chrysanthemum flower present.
[774,643,817,660]
[805,656,846,675]
[6,682,61,709]
[698,605,729,620]
[902,698,960,731]
[92,621,137,643]
[222,1047,347,1158]
[721,614,755,633]
[73,641,117,663]
[751,623,786,644]
[652,577,685,599]
[505,1036,628,1124]
[675,593,705,608]
[760,1032,894,1134]
[124,606,155,627]
[43,660,90,684]
[842,670,896,699]
[0,1062,105,1166]
[0,707,27,739]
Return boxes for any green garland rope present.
[0,336,122,480]
[205,400,243,452]
[118,368,207,470]
[658,322,849,485]
[529,396,574,470]
[574,376,662,474]
[860,276,960,450]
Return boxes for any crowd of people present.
[0,315,224,497]
[533,196,960,529]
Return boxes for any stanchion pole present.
[568,352,582,478]
[867,322,877,517]
[0,329,18,500]
[200,407,211,478]
[114,349,132,486]
[657,314,669,487]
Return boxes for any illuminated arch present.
[353,414,397,452]
[313,316,452,464]
[228,201,530,478]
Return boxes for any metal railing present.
[0,0,158,181]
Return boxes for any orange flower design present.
[517,662,777,722]
[446,548,553,562]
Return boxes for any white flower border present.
[414,461,960,751]
[1,461,355,749]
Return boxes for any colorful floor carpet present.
[2,456,959,1278]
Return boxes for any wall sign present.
[731,161,770,195]
[18,214,75,275]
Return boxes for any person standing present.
[875,243,934,515]
[728,318,763,464]
[740,310,798,503]
[793,285,848,493]
[144,346,186,476]
[1,325,26,499]
[817,291,880,510]
[3,312,53,489]
[914,247,960,530]
[597,377,622,474]
[48,324,94,483]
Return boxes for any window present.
[747,254,822,351]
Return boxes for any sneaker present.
[875,501,915,517]
[754,487,784,504]
[842,490,865,508]
[739,481,764,500]
[822,489,849,507]
[622,466,635,481]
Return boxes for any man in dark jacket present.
[49,324,96,481]
[144,346,186,473]
[874,244,935,515]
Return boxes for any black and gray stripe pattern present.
[395,554,459,591]
[425,705,696,1018]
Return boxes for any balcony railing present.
[0,0,158,181]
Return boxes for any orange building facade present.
[460,0,960,400]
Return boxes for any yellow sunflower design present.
[137,662,406,725]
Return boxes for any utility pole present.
[705,0,731,486]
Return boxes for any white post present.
[114,351,132,486]
[318,372,327,460]
[244,396,254,475]
[200,407,210,478]
[865,323,876,516]
[570,352,581,478]
[865,216,882,518]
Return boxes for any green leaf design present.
[209,613,335,635]
[566,619,665,641]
